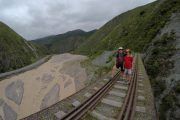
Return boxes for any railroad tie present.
[104,78,109,81]
[135,106,146,113]
[54,111,66,119]
[90,110,116,120]
[113,85,128,90]
[137,95,145,101]
[108,91,126,98]
[116,80,127,84]
[138,79,143,82]
[138,90,144,94]
[138,73,143,76]
[101,98,122,107]
[138,83,144,87]
[72,100,81,107]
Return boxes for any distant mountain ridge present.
[32,29,97,54]
[75,0,180,56]
[0,22,45,73]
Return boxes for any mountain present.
[76,0,179,56]
[0,22,45,73]
[32,29,96,54]
[76,0,180,119]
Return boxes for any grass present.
[0,21,47,73]
[76,0,180,56]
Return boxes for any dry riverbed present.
[0,53,87,120]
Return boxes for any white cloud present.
[0,0,156,40]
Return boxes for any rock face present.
[3,103,17,120]
[173,109,180,119]
[144,13,180,119]
[0,99,17,120]
[40,84,60,109]
[5,80,24,105]
[92,51,113,67]
[59,61,87,91]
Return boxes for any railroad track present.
[60,55,138,120]
[22,54,150,120]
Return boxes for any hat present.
[118,47,123,50]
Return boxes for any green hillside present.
[76,0,180,56]
[32,29,96,54]
[0,22,44,73]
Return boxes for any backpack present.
[116,52,124,64]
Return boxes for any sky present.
[0,0,156,40]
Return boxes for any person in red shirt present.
[124,49,133,83]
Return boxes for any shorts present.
[116,63,124,72]
[124,68,132,75]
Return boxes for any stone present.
[72,100,81,107]
[41,73,54,83]
[93,87,99,90]
[84,93,92,98]
[173,109,180,119]
[3,102,17,120]
[40,84,60,109]
[64,79,72,88]
[55,111,66,119]
[5,80,24,105]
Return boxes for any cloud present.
[0,0,156,40]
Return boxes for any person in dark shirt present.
[111,47,126,77]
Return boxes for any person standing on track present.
[124,49,133,83]
[111,47,126,78]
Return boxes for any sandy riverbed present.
[0,53,87,119]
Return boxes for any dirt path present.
[0,53,87,119]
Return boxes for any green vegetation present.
[175,83,180,93]
[76,0,180,57]
[0,22,45,73]
[32,29,96,54]
[145,32,176,97]
[159,92,176,120]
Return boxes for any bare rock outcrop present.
[5,80,24,105]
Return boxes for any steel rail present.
[117,54,138,120]
[60,71,121,120]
